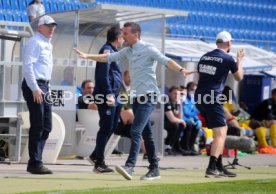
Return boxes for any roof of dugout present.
[35,4,189,58]
[50,4,188,25]
[145,38,275,73]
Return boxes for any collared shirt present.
[164,100,181,123]
[107,40,170,96]
[22,33,53,91]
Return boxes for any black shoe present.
[115,165,133,180]
[190,150,201,156]
[112,149,124,155]
[94,161,114,173]
[218,166,237,177]
[27,165,53,175]
[87,154,97,165]
[140,167,161,180]
[205,168,221,178]
[181,149,192,156]
[164,148,175,156]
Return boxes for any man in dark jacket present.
[87,26,123,173]
[250,88,276,149]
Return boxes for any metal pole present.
[15,119,22,162]
[73,11,79,86]
[160,15,166,156]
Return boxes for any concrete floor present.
[1,154,276,178]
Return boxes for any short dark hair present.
[216,39,224,44]
[123,22,141,36]
[186,82,197,90]
[179,85,186,90]
[272,88,276,95]
[169,86,179,93]
[107,26,121,43]
[81,80,93,89]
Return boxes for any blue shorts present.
[196,102,226,129]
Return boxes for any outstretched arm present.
[73,48,108,63]
[233,49,245,81]
[167,59,198,77]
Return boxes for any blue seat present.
[79,3,89,9]
[0,10,4,21]
[21,11,29,22]
[72,0,79,10]
[44,2,50,13]
[270,43,276,52]
[64,0,73,11]
[57,0,65,12]
[184,28,192,37]
[49,0,58,12]
[18,0,27,10]
[3,10,13,21]
[208,2,216,13]
[177,26,184,35]
[186,13,196,25]
[10,0,19,10]
[189,27,197,37]
[169,26,177,37]
[2,0,11,9]
[212,15,220,28]
[13,11,21,22]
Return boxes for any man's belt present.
[36,79,50,84]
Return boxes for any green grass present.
[28,179,276,194]
[1,167,276,194]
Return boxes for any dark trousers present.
[164,121,185,149]
[126,95,158,169]
[21,80,52,167]
[93,102,121,162]
[180,122,199,150]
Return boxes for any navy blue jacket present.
[93,42,122,98]
[196,49,238,95]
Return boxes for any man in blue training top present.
[181,82,201,155]
[86,26,124,173]
[195,31,245,178]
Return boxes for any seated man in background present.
[78,80,97,110]
[164,86,186,155]
[78,79,123,155]
[249,88,276,154]
[222,86,250,121]
[180,82,201,155]
[222,86,253,137]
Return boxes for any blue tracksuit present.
[92,42,122,162]
[182,96,202,130]
[93,43,122,97]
